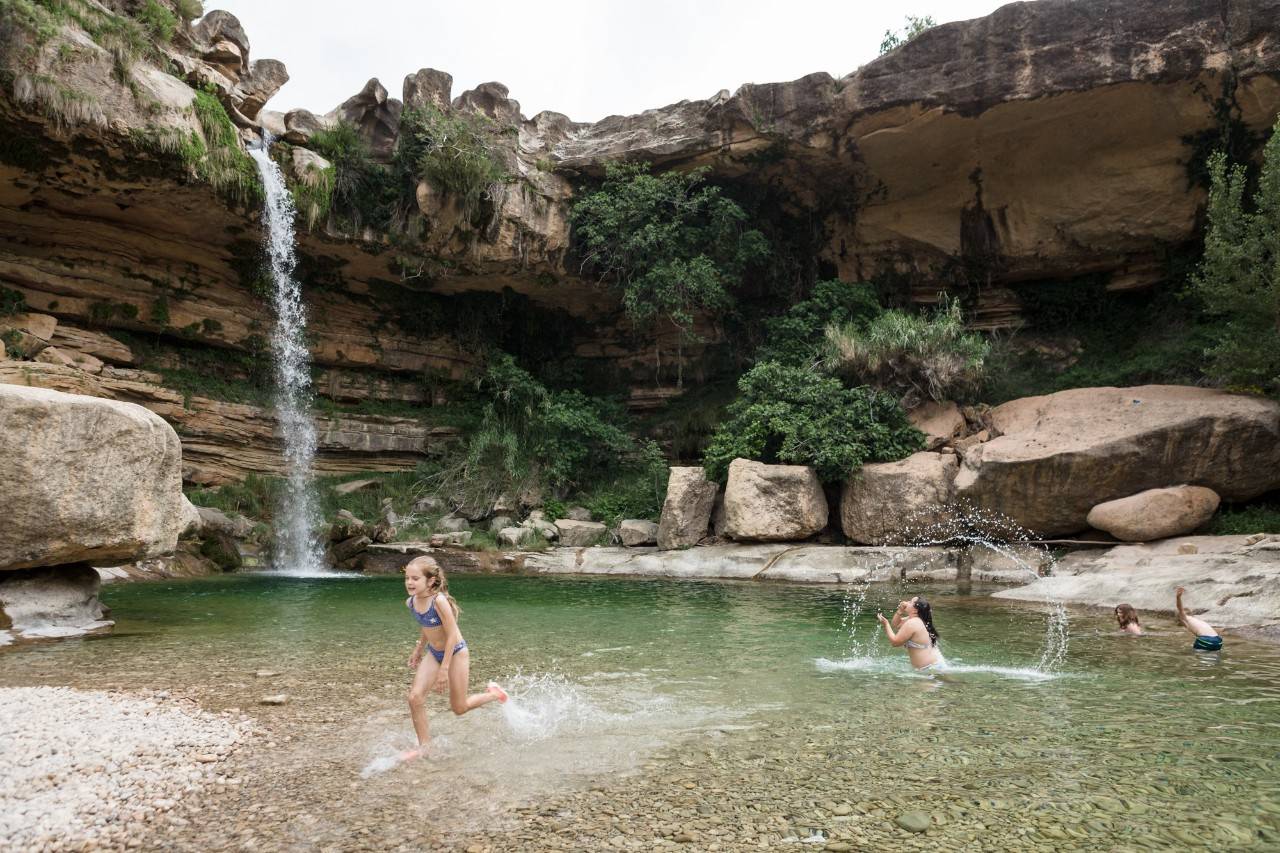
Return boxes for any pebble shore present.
[0,686,252,851]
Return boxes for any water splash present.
[839,501,1068,672]
[499,673,624,741]
[249,136,325,576]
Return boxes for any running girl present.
[876,596,941,669]
[404,556,507,751]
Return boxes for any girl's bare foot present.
[487,682,509,703]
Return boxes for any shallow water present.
[3,573,1279,850]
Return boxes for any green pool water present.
[3,573,1279,850]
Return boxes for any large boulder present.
[326,78,403,160]
[723,459,827,542]
[841,452,959,545]
[233,59,289,119]
[954,386,1280,536]
[907,401,967,450]
[618,519,659,547]
[402,68,453,111]
[1086,485,1221,542]
[0,385,186,571]
[554,519,608,547]
[657,467,719,550]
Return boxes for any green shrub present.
[174,0,202,20]
[309,121,398,229]
[423,353,660,512]
[191,86,262,206]
[0,287,25,317]
[135,0,177,43]
[1206,498,1280,535]
[756,279,881,366]
[571,162,769,386]
[186,473,280,519]
[879,14,936,54]
[1189,120,1280,395]
[824,300,989,407]
[702,361,923,482]
[397,105,505,219]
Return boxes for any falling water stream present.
[249,136,325,576]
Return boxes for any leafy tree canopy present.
[1189,118,1280,395]
[702,361,923,483]
[570,162,769,384]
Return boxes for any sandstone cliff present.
[2,0,1279,482]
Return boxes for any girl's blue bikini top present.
[407,594,442,628]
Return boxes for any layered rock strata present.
[0,360,458,485]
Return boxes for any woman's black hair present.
[915,596,940,645]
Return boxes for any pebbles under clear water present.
[1,573,1278,851]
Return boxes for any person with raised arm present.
[876,595,942,670]
[1174,586,1222,651]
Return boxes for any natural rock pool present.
[3,574,1279,850]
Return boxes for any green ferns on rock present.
[823,299,990,408]
[304,106,507,233]
[132,86,262,207]
[398,106,507,220]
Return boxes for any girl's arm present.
[435,593,463,671]
[877,614,920,647]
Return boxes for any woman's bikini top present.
[407,594,443,628]
[904,639,932,650]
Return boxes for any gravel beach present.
[0,687,252,851]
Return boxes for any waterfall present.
[249,136,326,575]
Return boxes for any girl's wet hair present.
[1114,603,1139,627]
[914,596,940,645]
[405,556,461,616]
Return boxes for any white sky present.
[210,0,1012,123]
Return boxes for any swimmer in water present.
[876,595,941,670]
[403,556,507,757]
[1114,603,1143,635]
[1175,586,1222,652]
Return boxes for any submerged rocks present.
[723,460,827,542]
[657,467,718,550]
[841,452,958,545]
[1086,486,1221,542]
[954,386,1280,536]
[0,385,185,571]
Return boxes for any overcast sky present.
[211,1,1012,122]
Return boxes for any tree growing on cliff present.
[879,15,937,55]
[1191,118,1280,395]
[570,163,769,387]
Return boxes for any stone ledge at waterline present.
[994,536,1280,633]
[522,544,1049,585]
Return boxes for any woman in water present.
[404,556,507,753]
[1114,603,1143,635]
[876,595,941,669]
